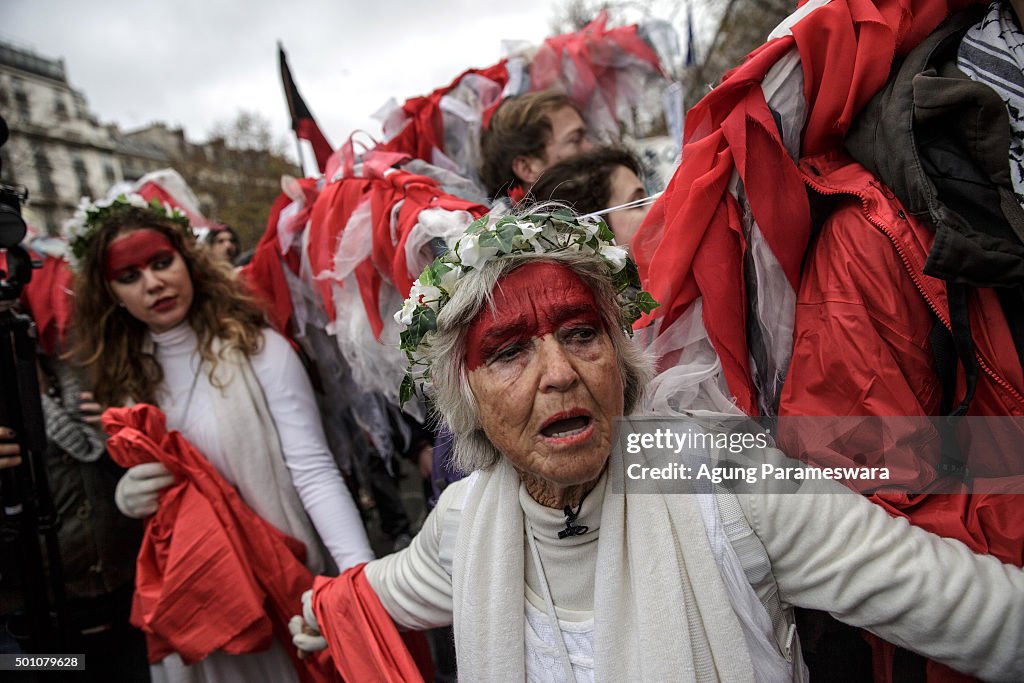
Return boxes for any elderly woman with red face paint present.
[66,195,373,682]
[293,209,1024,682]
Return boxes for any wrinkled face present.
[106,228,194,333]
[605,165,649,247]
[466,262,624,492]
[210,231,238,261]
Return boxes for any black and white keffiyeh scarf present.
[958,1,1024,207]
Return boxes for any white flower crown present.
[395,208,658,405]
[63,193,190,272]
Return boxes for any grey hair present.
[425,248,655,474]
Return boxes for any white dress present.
[147,322,374,683]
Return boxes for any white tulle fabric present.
[645,15,810,418]
[639,299,744,417]
[306,191,476,420]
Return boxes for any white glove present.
[115,462,175,518]
[290,589,327,656]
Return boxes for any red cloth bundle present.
[104,404,338,683]
[312,565,434,683]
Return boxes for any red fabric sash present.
[104,404,338,682]
[240,177,320,342]
[633,0,981,414]
[312,565,434,683]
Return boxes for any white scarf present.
[144,331,332,575]
[450,456,756,682]
[205,338,333,575]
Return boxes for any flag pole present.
[294,137,307,177]
[278,41,332,175]
[279,40,308,176]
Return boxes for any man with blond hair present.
[479,91,592,201]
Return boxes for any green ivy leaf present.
[399,374,415,407]
[493,222,521,252]
[635,291,659,314]
[419,265,439,287]
[466,215,490,234]
[411,305,437,335]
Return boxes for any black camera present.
[0,115,32,301]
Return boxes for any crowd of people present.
[1,0,1023,681]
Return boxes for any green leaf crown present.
[63,193,191,271]
[395,209,659,405]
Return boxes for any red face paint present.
[465,262,604,371]
[104,230,176,282]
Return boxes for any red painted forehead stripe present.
[464,262,603,371]
[104,230,175,282]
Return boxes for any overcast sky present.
[4,0,558,152]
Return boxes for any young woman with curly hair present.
[69,198,373,682]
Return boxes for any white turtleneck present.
[519,473,603,619]
[149,322,373,570]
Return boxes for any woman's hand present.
[114,462,175,517]
[0,426,21,469]
[289,589,327,658]
[78,391,104,427]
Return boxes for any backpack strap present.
[928,299,973,482]
[437,472,479,577]
[714,488,799,663]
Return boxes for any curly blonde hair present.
[70,208,268,407]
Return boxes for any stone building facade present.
[0,40,300,245]
[0,40,167,234]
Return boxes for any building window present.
[72,156,90,198]
[15,90,30,120]
[55,95,69,122]
[104,162,116,185]
[35,151,55,196]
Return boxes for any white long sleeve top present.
[365,461,1024,681]
[151,322,374,571]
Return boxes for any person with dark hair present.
[529,147,650,246]
[479,91,592,200]
[203,224,241,264]
[66,194,373,682]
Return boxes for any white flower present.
[599,245,629,273]
[515,222,542,240]
[579,217,601,238]
[458,233,500,270]
[439,264,463,291]
[127,193,149,209]
[410,281,443,311]
[395,298,417,326]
